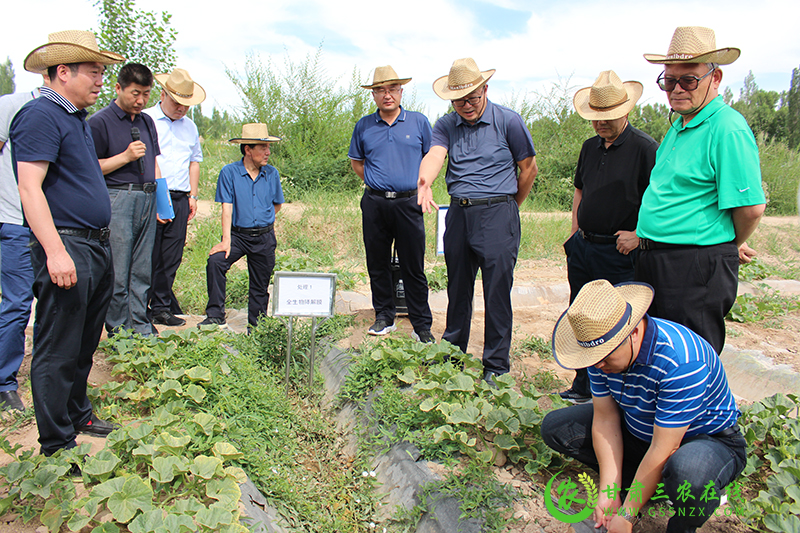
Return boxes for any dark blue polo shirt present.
[10,88,111,229]
[432,99,535,198]
[216,159,285,227]
[88,99,160,186]
[348,107,432,192]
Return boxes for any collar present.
[455,98,492,127]
[632,314,657,367]
[111,99,138,121]
[675,95,725,131]
[594,121,632,149]
[374,106,406,125]
[40,86,80,114]
[237,158,266,179]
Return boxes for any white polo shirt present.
[144,102,203,192]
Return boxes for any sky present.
[3,0,800,120]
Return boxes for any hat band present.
[666,53,699,60]
[167,83,193,98]
[575,303,632,348]
[448,74,484,91]
[589,96,629,111]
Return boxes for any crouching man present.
[541,279,746,532]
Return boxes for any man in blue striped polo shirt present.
[541,280,746,533]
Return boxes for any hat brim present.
[228,137,281,144]
[573,81,643,121]
[551,282,654,370]
[24,42,125,74]
[361,78,412,89]
[644,47,740,65]
[154,73,206,106]
[432,69,495,100]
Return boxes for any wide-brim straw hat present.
[361,65,411,89]
[644,26,740,65]
[433,58,495,100]
[229,123,281,144]
[24,30,125,74]
[573,70,643,121]
[154,68,206,106]
[552,280,654,370]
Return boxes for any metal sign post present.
[272,272,336,394]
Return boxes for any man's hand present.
[125,140,146,162]
[210,240,231,259]
[606,514,634,533]
[594,494,622,529]
[615,230,639,255]
[739,242,756,264]
[188,197,198,221]
[47,248,77,289]
[417,182,439,213]
[156,214,172,224]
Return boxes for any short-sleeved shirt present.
[215,159,284,227]
[637,96,765,245]
[0,89,39,224]
[144,103,202,192]
[431,99,535,198]
[89,99,160,186]
[575,125,658,235]
[588,315,739,442]
[10,87,111,229]
[348,107,431,192]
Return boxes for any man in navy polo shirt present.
[418,58,537,385]
[199,123,284,329]
[89,63,162,336]
[11,30,124,457]
[349,65,433,342]
[541,280,746,533]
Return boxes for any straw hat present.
[229,123,281,144]
[361,65,411,89]
[433,58,495,100]
[24,30,125,74]
[154,68,206,106]
[644,26,740,65]
[573,70,643,121]
[552,280,654,370]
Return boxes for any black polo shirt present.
[574,124,658,235]
[88,99,160,186]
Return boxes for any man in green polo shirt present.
[636,26,766,355]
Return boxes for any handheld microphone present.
[131,127,145,175]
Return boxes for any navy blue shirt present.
[88,99,160,185]
[432,99,535,198]
[216,159,285,227]
[348,107,432,192]
[10,87,111,229]
[588,316,740,442]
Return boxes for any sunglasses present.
[657,68,715,92]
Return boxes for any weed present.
[726,284,800,323]
[738,257,772,282]
[517,334,553,359]
[527,369,565,392]
[427,263,448,291]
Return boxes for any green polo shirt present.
[637,96,764,245]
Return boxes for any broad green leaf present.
[433,425,454,443]
[40,498,67,531]
[132,444,154,457]
[126,386,155,402]
[185,384,207,403]
[444,374,475,392]
[91,476,126,501]
[2,460,34,483]
[764,513,800,533]
[474,449,493,463]
[419,398,438,412]
[106,475,154,523]
[212,442,244,461]
[162,368,184,379]
[779,458,800,480]
[67,510,93,531]
[219,523,250,533]
[398,366,416,384]
[158,379,183,397]
[206,476,242,507]
[82,496,103,517]
[224,466,248,484]
[83,450,121,476]
[19,469,59,499]
[151,456,187,483]
[90,523,121,533]
[127,509,165,533]
[163,513,196,532]
[185,366,212,382]
[150,408,180,427]
[193,412,220,435]
[190,455,223,479]
[517,408,542,427]
[485,408,511,431]
[174,496,204,514]
[195,505,234,529]
[448,405,480,425]
[493,434,520,451]
[786,484,800,504]
[219,360,231,375]
[128,423,155,441]
[152,432,191,454]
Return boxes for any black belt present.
[451,195,514,207]
[579,229,618,245]
[169,190,190,198]
[107,183,157,193]
[365,185,417,199]
[232,224,273,236]
[711,425,739,438]
[638,238,694,251]
[57,227,111,241]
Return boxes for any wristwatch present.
[189,195,199,200]
[621,508,639,526]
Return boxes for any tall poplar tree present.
[0,57,14,96]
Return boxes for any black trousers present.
[150,192,190,315]
[30,234,113,455]
[564,231,637,395]
[443,197,520,375]
[635,241,739,355]
[361,192,432,331]
[205,229,276,327]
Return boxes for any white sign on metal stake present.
[436,206,448,256]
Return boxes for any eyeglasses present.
[452,94,483,108]
[372,87,401,96]
[657,68,715,92]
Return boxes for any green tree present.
[788,65,800,150]
[0,57,14,96]
[93,0,177,109]
[629,102,671,143]
[731,71,786,142]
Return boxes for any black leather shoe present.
[0,390,25,412]
[483,371,499,389]
[152,310,186,326]
[76,413,120,437]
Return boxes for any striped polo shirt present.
[588,316,739,442]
